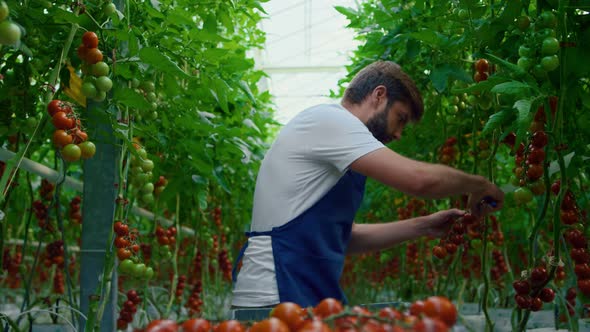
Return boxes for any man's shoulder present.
[291,104,358,126]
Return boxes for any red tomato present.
[86,48,103,64]
[313,298,343,318]
[145,319,178,332]
[378,307,402,321]
[52,130,73,148]
[422,296,457,327]
[413,317,449,332]
[181,318,211,332]
[215,320,244,332]
[539,288,556,303]
[409,300,425,316]
[249,318,289,332]
[52,112,75,130]
[82,31,99,49]
[297,320,331,332]
[473,71,488,83]
[47,100,72,116]
[475,59,489,73]
[270,302,306,331]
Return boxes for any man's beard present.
[366,107,390,143]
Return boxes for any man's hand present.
[417,208,466,238]
[468,181,505,217]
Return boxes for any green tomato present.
[26,116,38,128]
[146,92,157,102]
[141,182,154,194]
[137,148,147,159]
[132,263,147,278]
[79,141,96,159]
[81,82,98,98]
[0,2,9,21]
[95,76,113,92]
[103,3,116,15]
[517,57,533,71]
[119,259,135,275]
[514,187,534,205]
[136,172,149,184]
[539,11,557,29]
[93,91,107,102]
[141,193,154,204]
[537,28,556,39]
[533,64,548,79]
[141,159,154,172]
[541,55,559,72]
[144,266,154,280]
[91,62,110,77]
[457,9,469,19]
[131,78,140,88]
[515,15,530,31]
[518,45,533,57]
[541,37,559,55]
[147,111,158,120]
[0,21,21,46]
[141,81,155,92]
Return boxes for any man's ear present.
[372,85,387,104]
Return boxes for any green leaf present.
[197,190,208,210]
[334,6,359,19]
[491,81,531,95]
[114,86,152,110]
[430,64,470,92]
[250,1,268,14]
[548,152,575,177]
[485,52,525,76]
[52,9,83,24]
[409,30,446,46]
[482,108,514,135]
[514,98,533,145]
[238,80,256,104]
[213,166,231,193]
[139,47,190,78]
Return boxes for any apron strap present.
[231,230,273,284]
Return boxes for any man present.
[231,61,504,308]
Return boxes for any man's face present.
[366,100,411,144]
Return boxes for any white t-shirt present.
[231,104,384,307]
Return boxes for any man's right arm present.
[349,147,504,214]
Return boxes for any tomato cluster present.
[473,59,490,83]
[115,221,154,280]
[155,225,177,257]
[0,1,21,46]
[69,195,82,224]
[185,252,204,315]
[2,248,22,289]
[139,296,458,332]
[129,143,157,205]
[116,289,142,330]
[131,79,160,121]
[515,11,560,77]
[47,99,96,162]
[438,137,457,165]
[77,31,113,102]
[43,240,65,269]
[432,213,475,260]
[512,265,555,311]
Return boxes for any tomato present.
[96,76,113,92]
[539,11,557,29]
[517,57,533,71]
[423,296,457,327]
[270,302,305,331]
[513,187,533,205]
[145,266,154,279]
[531,131,548,148]
[409,300,425,316]
[512,280,530,295]
[72,129,88,143]
[0,1,8,21]
[432,245,447,259]
[114,236,129,249]
[53,130,73,148]
[474,59,489,73]
[141,81,156,92]
[528,180,546,196]
[413,317,449,332]
[104,3,116,15]
[81,82,98,98]
[0,21,21,45]
[526,164,544,181]
[541,55,559,72]
[182,318,210,332]
[578,280,590,296]
[141,159,155,172]
[560,210,579,225]
[515,15,530,31]
[529,120,545,133]
[542,37,560,55]
[61,143,81,162]
[530,297,543,311]
[297,320,330,332]
[91,61,110,76]
[94,91,107,102]
[82,31,99,49]
[119,259,134,274]
[215,320,245,332]
[114,221,129,236]
[515,295,531,309]
[145,319,178,332]
[313,298,343,318]
[250,318,289,332]
[574,264,590,279]
[131,263,147,278]
[530,266,548,286]
[79,141,96,159]
[86,48,103,64]
[47,100,72,116]
[445,243,458,254]
[117,248,132,260]
[473,71,488,83]
[571,248,590,264]
[518,45,532,57]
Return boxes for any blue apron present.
[233,170,366,308]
